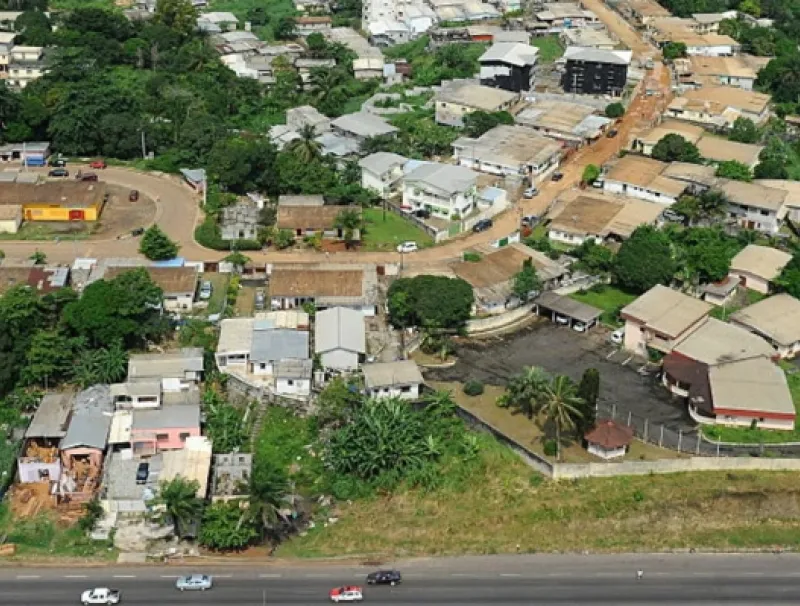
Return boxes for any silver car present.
[176,574,213,591]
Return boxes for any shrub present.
[195,217,261,251]
[543,439,558,457]
[463,380,484,396]
[463,251,482,262]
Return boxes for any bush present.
[543,439,558,457]
[605,102,625,119]
[463,251,482,262]
[194,216,262,251]
[463,380,484,396]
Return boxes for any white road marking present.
[160,575,180,578]
[259,574,282,578]
[215,574,233,578]
[500,573,522,577]
[304,573,332,578]
[113,575,136,578]
[16,575,40,579]
[65,575,88,579]
[451,573,477,577]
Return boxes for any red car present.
[90,159,107,169]
[329,586,363,602]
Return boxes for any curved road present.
[3,554,800,604]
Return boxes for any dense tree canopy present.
[715,160,752,182]
[776,253,800,298]
[387,275,474,330]
[729,117,759,144]
[651,134,702,163]
[612,226,676,293]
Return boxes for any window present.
[401,385,411,393]
[287,379,294,386]
[156,433,169,442]
[179,432,191,442]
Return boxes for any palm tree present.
[539,375,584,461]
[73,348,102,388]
[286,124,322,163]
[244,461,290,545]
[498,366,550,419]
[424,389,457,416]
[30,250,46,265]
[334,208,362,247]
[159,477,203,528]
[96,340,128,384]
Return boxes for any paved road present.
[3,554,800,604]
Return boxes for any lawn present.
[361,207,434,252]
[204,0,296,40]
[277,437,800,557]
[0,223,92,241]
[570,284,637,327]
[531,35,564,63]
[703,361,800,444]
[196,273,230,318]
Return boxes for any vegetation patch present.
[530,35,564,63]
[570,285,637,327]
[361,208,433,252]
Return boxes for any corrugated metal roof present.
[251,329,309,363]
[315,306,366,355]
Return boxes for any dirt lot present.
[90,185,156,239]
[426,320,693,432]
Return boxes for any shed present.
[533,292,602,330]
[584,419,634,459]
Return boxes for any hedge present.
[194,216,262,251]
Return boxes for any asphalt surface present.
[4,554,800,604]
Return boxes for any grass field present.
[196,273,230,318]
[531,35,564,63]
[361,207,434,252]
[570,285,637,327]
[278,437,800,557]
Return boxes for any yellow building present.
[0,181,107,221]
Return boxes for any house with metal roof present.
[359,152,408,197]
[362,360,424,401]
[128,348,204,387]
[730,294,800,359]
[315,306,366,371]
[434,79,519,127]
[729,244,792,295]
[18,393,73,484]
[402,161,479,220]
[478,42,539,92]
[330,111,398,143]
[131,403,201,456]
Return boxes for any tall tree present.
[139,225,179,260]
[153,0,198,37]
[286,124,322,163]
[729,117,759,143]
[511,260,541,301]
[715,160,752,182]
[158,477,203,527]
[612,226,676,293]
[246,459,290,545]
[651,134,702,163]
[199,502,257,551]
[539,375,583,461]
[498,366,550,419]
[576,368,600,436]
[334,208,362,247]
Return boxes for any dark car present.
[366,570,402,586]
[48,168,69,178]
[551,172,564,182]
[48,157,66,167]
[413,208,431,219]
[136,461,149,485]
[131,227,145,237]
[606,129,619,138]
[472,218,493,233]
[129,189,139,202]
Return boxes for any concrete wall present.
[466,302,535,335]
[552,456,800,479]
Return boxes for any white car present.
[329,586,364,602]
[523,187,538,198]
[396,241,418,254]
[610,328,625,344]
[199,280,213,300]
[176,574,213,591]
[81,588,121,605]
[572,322,587,333]
[554,314,570,325]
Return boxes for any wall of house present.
[250,360,275,376]
[603,179,678,205]
[275,376,311,397]
[587,443,627,459]
[548,228,596,246]
[563,60,627,96]
[24,204,100,221]
[131,426,200,451]
[686,44,734,57]
[215,352,249,369]
[366,383,421,400]
[716,75,755,90]
[728,270,769,294]
[163,293,194,312]
[622,318,646,353]
[321,349,360,371]
[61,447,103,470]
[479,61,534,93]
[402,182,476,219]
[727,204,782,234]
[0,216,20,233]
[18,459,61,483]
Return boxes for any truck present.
[81,588,121,605]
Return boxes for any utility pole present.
[140,130,147,160]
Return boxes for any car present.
[609,328,625,345]
[199,280,213,300]
[413,208,431,219]
[48,168,69,178]
[366,570,402,586]
[136,461,149,485]
[606,129,619,138]
[48,157,66,167]
[255,288,266,311]
[521,215,539,228]
[176,574,213,592]
[662,209,684,223]
[131,227,145,237]
[90,159,107,169]
[472,218,493,233]
[330,586,363,602]
[129,189,139,202]
[592,179,604,188]
[396,241,418,254]
[551,172,564,182]
[76,171,98,182]
[555,314,570,325]
[81,588,121,605]
[523,187,538,199]
[572,322,587,333]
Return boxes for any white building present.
[602,156,686,205]
[314,306,366,371]
[359,152,408,197]
[402,162,478,219]
[717,179,788,235]
[362,360,424,400]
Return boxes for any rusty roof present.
[104,266,198,295]
[0,181,107,208]
[268,267,364,298]
[584,419,634,449]
[0,265,31,293]
[276,205,356,230]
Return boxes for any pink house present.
[131,404,201,456]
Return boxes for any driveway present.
[426,320,694,432]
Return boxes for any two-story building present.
[359,152,408,197]
[402,162,478,219]
[434,79,518,127]
[478,42,538,92]
[716,179,788,235]
[7,45,45,89]
[562,47,632,96]
[620,285,712,355]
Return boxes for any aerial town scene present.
[0,0,799,601]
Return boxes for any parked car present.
[610,328,625,345]
[413,208,431,219]
[90,159,107,169]
[76,171,98,182]
[366,570,402,586]
[572,322,587,333]
[662,209,684,223]
[606,129,619,138]
[330,586,363,603]
[592,180,604,188]
[129,189,139,201]
[131,227,145,237]
[199,280,213,300]
[551,171,564,182]
[555,314,570,325]
[136,461,149,485]
[255,288,266,311]
[472,218,493,233]
[48,168,69,178]
[396,241,418,254]
[48,157,66,167]
[521,214,539,227]
[81,588,121,605]
[523,187,538,199]
[176,574,213,592]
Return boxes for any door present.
[68,209,84,221]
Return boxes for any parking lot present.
[427,319,694,432]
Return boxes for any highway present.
[3,554,800,604]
